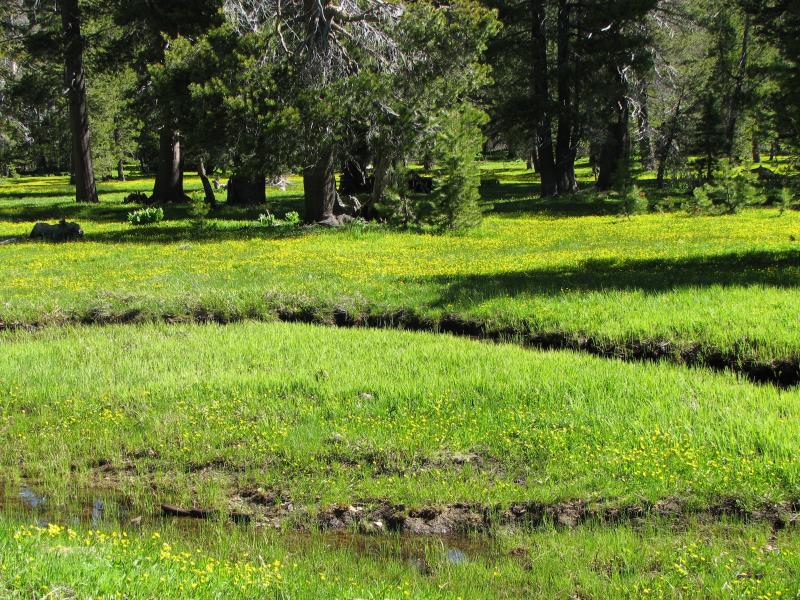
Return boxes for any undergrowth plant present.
[614,160,648,218]
[777,187,794,216]
[127,206,164,225]
[686,160,765,215]
[258,211,279,227]
[428,105,486,230]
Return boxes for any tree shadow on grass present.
[0,193,306,225]
[422,249,800,307]
[481,181,636,218]
[0,203,133,224]
[81,223,313,244]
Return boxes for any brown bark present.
[597,85,630,191]
[530,0,557,197]
[724,15,750,158]
[197,159,217,207]
[152,129,186,203]
[554,0,577,194]
[60,0,98,203]
[227,173,266,205]
[303,146,337,223]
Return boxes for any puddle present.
[2,485,135,529]
[19,486,46,509]
[1,483,498,570]
[447,548,468,565]
[294,528,486,574]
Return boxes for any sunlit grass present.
[1,322,798,511]
[0,164,798,365]
[1,159,799,598]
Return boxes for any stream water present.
[1,483,494,569]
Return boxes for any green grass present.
[0,161,798,371]
[1,322,798,513]
[2,514,800,598]
[1,159,799,598]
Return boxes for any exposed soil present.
[161,504,217,519]
[6,483,799,538]
[1,306,797,388]
[310,495,799,536]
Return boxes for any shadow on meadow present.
[0,202,133,223]
[0,193,306,226]
[423,248,800,305]
[481,181,647,217]
[81,222,312,243]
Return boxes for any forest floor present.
[0,159,799,598]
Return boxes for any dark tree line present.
[0,0,797,217]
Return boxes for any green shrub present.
[684,160,765,215]
[778,187,794,216]
[383,164,417,229]
[127,206,164,225]
[258,212,278,227]
[688,185,715,215]
[428,104,487,231]
[284,211,301,225]
[622,185,649,216]
[188,193,211,221]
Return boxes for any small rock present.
[30,220,84,242]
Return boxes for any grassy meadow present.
[1,159,799,597]
[0,161,798,371]
[2,321,800,510]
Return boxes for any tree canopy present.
[1,0,797,223]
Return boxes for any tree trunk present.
[655,95,683,189]
[227,173,265,205]
[526,150,537,172]
[554,0,577,194]
[724,15,750,158]
[339,159,368,194]
[114,126,125,181]
[751,133,761,163]
[769,139,780,161]
[197,159,217,207]
[597,88,630,191]
[69,147,76,184]
[530,0,557,197]
[61,0,98,203]
[636,83,655,170]
[303,146,337,223]
[151,128,185,203]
